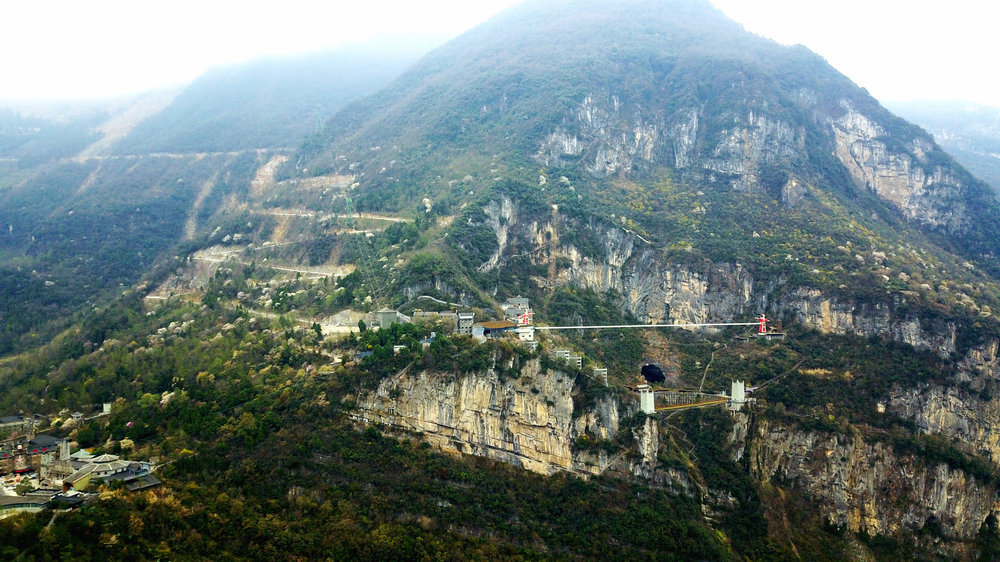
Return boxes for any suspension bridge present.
[531,315,773,414]
[534,320,763,331]
[531,314,774,335]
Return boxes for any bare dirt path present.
[250,208,413,223]
[190,246,353,280]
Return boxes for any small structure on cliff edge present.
[457,312,475,335]
[455,296,538,349]
[473,320,517,341]
[753,314,785,340]
[502,296,534,327]
[551,349,583,369]
[376,309,411,330]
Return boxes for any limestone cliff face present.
[352,356,708,497]
[541,225,758,326]
[829,103,971,234]
[775,288,957,355]
[476,194,755,326]
[481,197,517,272]
[352,350,1000,550]
[522,93,986,350]
[354,358,625,475]
[534,93,979,236]
[480,195,960,356]
[473,195,1000,508]
[534,94,663,177]
[698,109,806,193]
[534,94,807,193]
[747,418,1000,542]
[891,339,1000,464]
[892,384,1000,466]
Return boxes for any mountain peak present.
[286,0,1000,283]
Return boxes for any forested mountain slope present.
[293,0,1000,249]
[0,106,106,167]
[0,42,430,355]
[286,0,1000,336]
[5,0,1000,558]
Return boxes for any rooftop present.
[90,453,120,463]
[103,472,162,492]
[0,496,48,508]
[28,435,65,449]
[479,320,516,330]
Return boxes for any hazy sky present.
[2,0,996,106]
[712,0,999,107]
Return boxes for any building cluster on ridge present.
[382,296,538,350]
[375,297,621,381]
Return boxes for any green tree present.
[15,479,35,496]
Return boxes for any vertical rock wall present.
[354,358,623,475]
[748,418,1000,542]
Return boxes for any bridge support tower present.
[728,380,747,412]
[638,384,655,414]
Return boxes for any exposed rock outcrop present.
[535,93,979,237]
[890,339,1000,464]
[354,358,623,475]
[535,94,663,177]
[830,104,971,234]
[892,384,1000,465]
[487,198,959,355]
[775,287,957,355]
[535,94,807,192]
[748,418,1000,543]
[481,197,518,272]
[700,110,806,193]
[355,356,1000,551]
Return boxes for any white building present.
[457,313,475,336]
[728,380,747,412]
[515,326,535,342]
[638,384,655,414]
